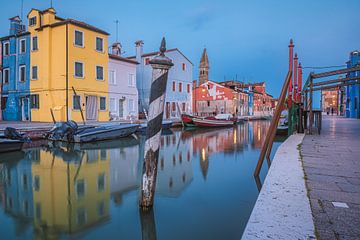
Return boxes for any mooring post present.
[139,38,173,210]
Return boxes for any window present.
[179,82,182,92]
[74,30,84,47]
[73,95,81,110]
[3,68,10,84]
[96,66,104,80]
[23,174,28,191]
[20,39,26,54]
[30,94,39,109]
[109,98,116,112]
[34,176,40,191]
[207,101,210,107]
[109,70,116,85]
[1,97,7,110]
[74,62,84,78]
[77,208,86,226]
[96,37,103,52]
[76,179,85,198]
[35,203,41,220]
[97,201,105,217]
[172,81,176,91]
[182,103,186,111]
[128,74,135,86]
[32,36,38,51]
[187,84,190,93]
[128,99,134,112]
[19,65,26,82]
[172,102,176,111]
[145,58,150,65]
[4,42,9,56]
[182,63,186,71]
[100,97,106,110]
[97,173,105,192]
[29,16,37,26]
[32,66,38,80]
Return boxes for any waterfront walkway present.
[301,116,360,239]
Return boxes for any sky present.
[0,0,359,97]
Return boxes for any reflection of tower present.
[199,48,209,85]
[200,148,209,180]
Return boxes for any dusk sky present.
[1,0,359,97]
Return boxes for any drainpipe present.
[66,23,69,122]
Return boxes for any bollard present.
[139,38,173,210]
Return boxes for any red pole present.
[298,62,302,102]
[293,53,298,103]
[288,39,294,107]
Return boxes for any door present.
[166,102,170,119]
[86,96,98,121]
[21,97,30,121]
[119,99,124,118]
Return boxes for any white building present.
[108,43,139,120]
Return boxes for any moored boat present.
[181,114,197,127]
[192,114,236,128]
[0,139,24,153]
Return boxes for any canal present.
[0,121,283,240]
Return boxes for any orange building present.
[322,90,338,114]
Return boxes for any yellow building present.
[31,147,110,238]
[27,8,109,122]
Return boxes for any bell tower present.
[199,48,209,85]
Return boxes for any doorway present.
[166,102,170,119]
[119,99,124,118]
[21,97,30,121]
[86,96,98,121]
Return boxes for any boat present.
[276,110,288,136]
[192,114,236,128]
[73,124,139,143]
[0,139,24,153]
[181,114,197,127]
[137,120,173,133]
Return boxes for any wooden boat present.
[137,120,173,133]
[0,139,24,153]
[181,114,197,127]
[192,114,236,128]
[73,124,139,143]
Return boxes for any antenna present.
[115,20,119,42]
[21,0,24,21]
[51,0,53,8]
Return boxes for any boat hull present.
[0,139,24,153]
[192,117,235,127]
[181,114,197,127]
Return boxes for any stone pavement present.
[301,115,360,240]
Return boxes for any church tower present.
[199,48,209,85]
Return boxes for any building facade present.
[345,50,360,118]
[128,41,193,119]
[28,8,109,122]
[322,90,338,114]
[108,43,139,120]
[251,82,273,116]
[0,16,31,121]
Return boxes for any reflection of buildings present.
[2,156,34,236]
[250,121,271,149]
[31,147,110,238]
[157,130,194,197]
[109,142,140,204]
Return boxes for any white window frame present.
[32,36,38,51]
[99,97,106,111]
[109,97,116,112]
[109,70,116,85]
[74,30,84,47]
[95,37,104,52]
[3,68,10,84]
[74,61,84,78]
[95,65,104,81]
[31,66,38,80]
[128,73,135,87]
[29,16,37,26]
[3,42,10,56]
[19,65,26,82]
[20,39,26,54]
[73,95,81,110]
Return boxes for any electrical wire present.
[302,65,347,69]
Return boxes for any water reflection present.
[0,121,281,239]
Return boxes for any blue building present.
[345,51,360,118]
[128,40,193,119]
[0,16,31,121]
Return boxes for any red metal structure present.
[293,53,298,102]
[288,39,294,107]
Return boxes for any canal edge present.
[241,134,316,240]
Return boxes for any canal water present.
[0,121,283,240]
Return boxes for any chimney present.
[135,40,144,63]
[9,16,25,35]
[111,42,122,56]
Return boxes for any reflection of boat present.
[74,137,139,150]
[181,114,196,127]
[192,114,235,127]
[0,139,24,153]
[0,151,26,163]
[137,120,173,133]
[74,124,139,143]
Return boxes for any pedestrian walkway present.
[301,115,360,240]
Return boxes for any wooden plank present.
[311,65,360,79]
[313,75,360,87]
[312,81,360,92]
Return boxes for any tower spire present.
[199,48,209,85]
